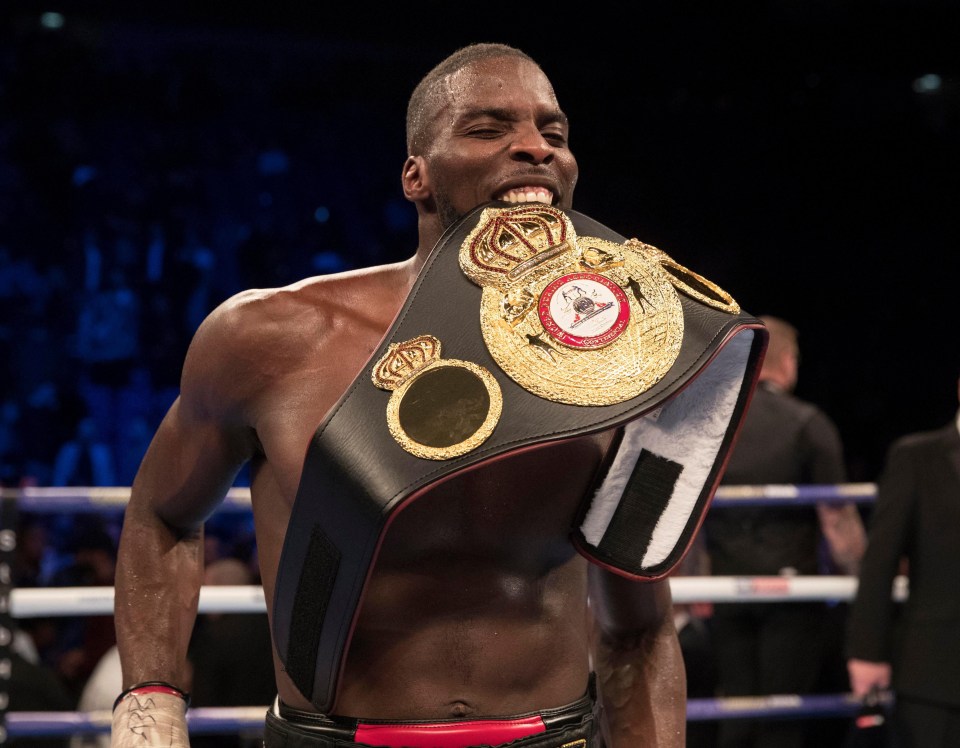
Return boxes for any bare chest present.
[251,323,391,502]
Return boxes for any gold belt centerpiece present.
[459,204,689,406]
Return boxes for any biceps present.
[130,397,252,529]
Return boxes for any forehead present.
[438,56,561,119]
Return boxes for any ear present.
[402,156,431,202]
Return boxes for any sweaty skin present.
[114,54,686,746]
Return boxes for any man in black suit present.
[846,375,960,747]
[702,315,866,748]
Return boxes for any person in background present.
[49,519,118,703]
[188,558,276,748]
[846,374,960,747]
[51,416,116,488]
[702,315,866,747]
[71,645,121,748]
[8,641,76,748]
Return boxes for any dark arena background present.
[0,0,958,741]
[2,1,958,490]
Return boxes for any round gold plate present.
[480,238,684,406]
[384,360,503,460]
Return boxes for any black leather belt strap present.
[271,203,768,711]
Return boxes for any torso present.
[226,262,614,718]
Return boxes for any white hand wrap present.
[111,690,189,748]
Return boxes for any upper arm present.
[587,565,675,639]
[126,298,260,530]
[129,397,251,530]
[863,441,917,556]
[802,408,847,483]
[846,440,917,659]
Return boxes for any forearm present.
[593,620,686,747]
[588,571,686,747]
[817,502,866,575]
[113,392,248,691]
[114,500,204,691]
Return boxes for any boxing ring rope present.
[7,692,895,737]
[2,484,894,737]
[1,481,882,511]
[6,574,911,619]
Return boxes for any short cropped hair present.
[758,315,799,364]
[406,43,537,156]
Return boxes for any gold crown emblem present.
[460,204,577,288]
[371,335,441,391]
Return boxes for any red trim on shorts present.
[354,715,546,748]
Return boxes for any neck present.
[415,212,444,269]
[760,378,786,394]
[411,243,433,278]
[393,254,425,295]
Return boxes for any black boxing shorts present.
[263,689,599,748]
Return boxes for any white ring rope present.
[3,482,901,617]
[2,484,894,736]
[0,482,878,510]
[9,575,909,618]
[713,481,877,504]
[10,585,267,617]
[0,486,252,511]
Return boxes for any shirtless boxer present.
[111,43,691,748]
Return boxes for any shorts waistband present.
[266,684,596,748]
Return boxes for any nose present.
[508,124,554,164]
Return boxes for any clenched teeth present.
[497,187,554,204]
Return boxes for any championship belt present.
[272,203,768,711]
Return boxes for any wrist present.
[112,689,190,748]
[113,681,191,712]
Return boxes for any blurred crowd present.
[2,16,418,744]
[0,15,418,491]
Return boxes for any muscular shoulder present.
[181,267,404,421]
[749,387,837,438]
[877,428,946,489]
[200,277,340,354]
[888,423,956,459]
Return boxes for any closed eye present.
[466,127,506,139]
[542,130,568,146]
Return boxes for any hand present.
[111,691,190,748]
[817,502,866,575]
[847,658,891,698]
[689,601,713,619]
